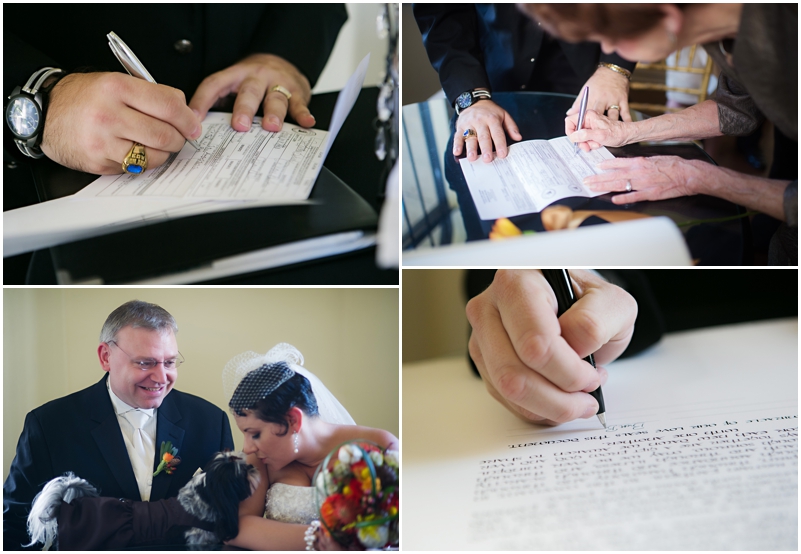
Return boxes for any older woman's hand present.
[583,156,707,204]
[466,270,637,425]
[566,66,632,136]
[567,109,635,152]
[453,100,523,163]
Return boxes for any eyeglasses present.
[108,340,185,370]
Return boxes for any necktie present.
[125,409,149,458]
[123,409,152,501]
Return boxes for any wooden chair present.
[629,45,715,114]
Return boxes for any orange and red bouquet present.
[314,441,399,549]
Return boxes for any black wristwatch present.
[6,67,64,159]
[454,89,491,115]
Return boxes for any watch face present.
[6,96,40,139]
[456,92,473,110]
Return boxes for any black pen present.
[540,269,607,428]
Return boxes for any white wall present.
[313,3,389,94]
[3,288,399,478]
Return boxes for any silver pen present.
[107,31,201,150]
[574,85,589,155]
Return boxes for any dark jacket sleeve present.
[58,496,214,550]
[714,70,765,137]
[3,412,55,550]
[248,4,348,88]
[784,181,798,228]
[220,410,235,452]
[413,4,490,105]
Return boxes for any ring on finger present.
[625,180,632,192]
[122,142,147,174]
[270,85,292,100]
[607,105,620,112]
[463,128,477,139]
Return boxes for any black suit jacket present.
[3,375,234,550]
[414,4,637,105]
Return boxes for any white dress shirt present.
[107,379,156,501]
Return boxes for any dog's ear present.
[198,455,254,542]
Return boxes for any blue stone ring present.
[122,142,148,174]
[463,128,477,139]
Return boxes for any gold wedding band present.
[607,105,620,111]
[270,85,292,100]
[463,128,477,139]
[122,142,147,174]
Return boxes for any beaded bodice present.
[264,482,318,524]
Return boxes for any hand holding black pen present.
[466,269,637,426]
[541,269,606,427]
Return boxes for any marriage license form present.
[4,55,370,257]
[76,113,327,201]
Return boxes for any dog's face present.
[177,451,260,543]
[180,452,260,501]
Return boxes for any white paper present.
[76,114,329,200]
[376,161,399,268]
[3,55,371,257]
[403,319,798,550]
[402,216,692,266]
[460,136,614,220]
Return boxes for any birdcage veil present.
[222,343,355,425]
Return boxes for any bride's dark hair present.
[236,373,319,435]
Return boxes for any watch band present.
[10,67,64,158]
[455,89,492,115]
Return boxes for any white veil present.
[222,343,356,425]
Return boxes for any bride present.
[221,344,399,550]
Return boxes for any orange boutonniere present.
[153,441,181,476]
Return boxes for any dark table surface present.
[4,86,398,284]
[428,92,752,265]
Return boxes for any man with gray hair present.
[3,300,234,550]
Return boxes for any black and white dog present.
[27,451,259,550]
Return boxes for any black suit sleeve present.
[3,412,55,550]
[248,4,348,89]
[413,4,490,105]
[220,410,235,452]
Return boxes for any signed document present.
[4,55,370,257]
[459,136,614,220]
[76,113,328,200]
[403,319,798,550]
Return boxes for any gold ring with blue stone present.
[463,128,477,139]
[122,142,147,174]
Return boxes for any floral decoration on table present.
[153,441,181,476]
[314,441,399,549]
[490,217,536,240]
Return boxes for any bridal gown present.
[264,483,318,524]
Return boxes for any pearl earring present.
[293,431,299,454]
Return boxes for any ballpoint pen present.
[574,85,589,155]
[540,269,607,428]
[107,31,201,150]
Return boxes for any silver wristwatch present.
[5,67,64,158]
